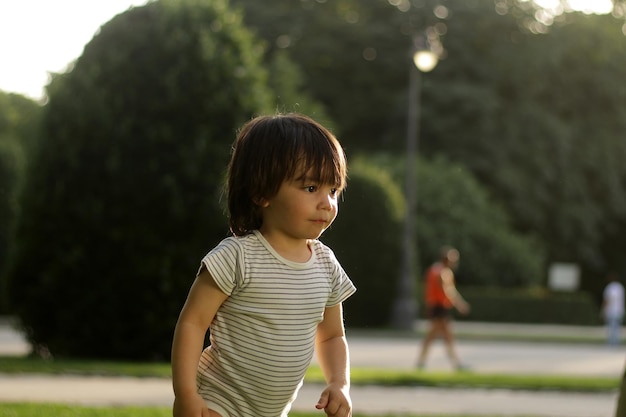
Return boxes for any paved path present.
[0,320,624,416]
[0,374,618,417]
[345,335,624,377]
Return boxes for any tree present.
[425,7,626,293]
[265,49,335,131]
[366,1,626,295]
[529,13,626,293]
[230,0,626,296]
[0,92,41,313]
[7,0,274,360]
[231,0,444,151]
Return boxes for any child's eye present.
[330,188,338,196]
[305,185,317,193]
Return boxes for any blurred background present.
[1,0,625,361]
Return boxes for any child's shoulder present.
[310,239,338,260]
[209,233,258,254]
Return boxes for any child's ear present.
[253,196,270,207]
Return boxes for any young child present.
[171,113,356,417]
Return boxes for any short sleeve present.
[198,237,245,296]
[325,247,356,307]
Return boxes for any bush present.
[0,92,41,314]
[322,153,548,328]
[321,157,404,327]
[0,139,23,314]
[416,156,546,288]
[6,0,273,360]
[457,287,600,325]
[368,153,546,288]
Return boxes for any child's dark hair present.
[227,113,347,236]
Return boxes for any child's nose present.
[319,193,333,210]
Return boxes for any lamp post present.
[391,35,439,330]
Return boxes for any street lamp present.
[391,35,439,330]
[414,50,439,73]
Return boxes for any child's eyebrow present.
[293,169,316,183]
[294,169,341,187]
[292,176,317,185]
[301,177,343,189]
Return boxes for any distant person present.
[171,114,356,417]
[416,246,470,371]
[602,272,624,347]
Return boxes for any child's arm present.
[171,269,228,417]
[314,303,352,417]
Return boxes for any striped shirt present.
[196,230,356,417]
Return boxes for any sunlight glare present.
[528,0,613,14]
[533,0,560,9]
[568,0,613,14]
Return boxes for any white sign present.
[548,263,580,292]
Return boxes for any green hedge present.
[6,0,274,360]
[455,287,600,325]
[322,158,404,327]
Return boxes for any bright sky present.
[0,0,614,102]
[533,0,614,14]
[0,1,148,101]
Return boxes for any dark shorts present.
[427,304,452,319]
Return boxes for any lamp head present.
[413,50,438,72]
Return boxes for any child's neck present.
[259,230,312,263]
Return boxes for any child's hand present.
[315,383,352,416]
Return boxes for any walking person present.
[416,246,470,371]
[171,113,356,417]
[602,271,624,347]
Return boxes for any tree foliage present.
[7,0,274,359]
[6,0,626,346]
[423,5,626,294]
[231,0,440,151]
[0,92,41,312]
[266,49,333,126]
[231,0,626,294]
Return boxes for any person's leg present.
[441,319,466,369]
[416,318,444,368]
[608,317,617,346]
[608,316,622,346]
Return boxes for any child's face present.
[259,171,340,242]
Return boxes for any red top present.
[424,263,452,308]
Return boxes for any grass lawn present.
[0,351,617,417]
[0,355,619,392]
